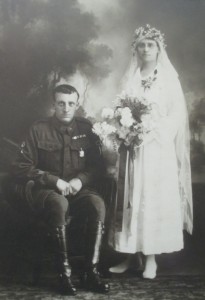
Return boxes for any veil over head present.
[122,24,178,92]
[121,24,193,234]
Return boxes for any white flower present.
[133,123,141,130]
[92,122,103,136]
[101,107,114,119]
[120,107,135,127]
[101,121,116,135]
[117,126,130,139]
[93,121,116,140]
[138,133,144,140]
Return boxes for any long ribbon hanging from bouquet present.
[114,144,134,232]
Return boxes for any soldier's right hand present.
[56,179,71,196]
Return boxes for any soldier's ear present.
[50,105,55,115]
[49,100,56,114]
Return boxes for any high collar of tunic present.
[51,115,77,135]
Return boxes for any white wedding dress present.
[109,66,191,255]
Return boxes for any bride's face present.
[136,39,159,63]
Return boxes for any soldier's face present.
[54,92,79,123]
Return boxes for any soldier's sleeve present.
[76,125,105,187]
[10,125,59,188]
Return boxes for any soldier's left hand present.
[68,178,82,195]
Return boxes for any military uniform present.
[11,114,109,295]
[12,115,104,207]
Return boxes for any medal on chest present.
[79,148,84,158]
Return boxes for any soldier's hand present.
[56,179,71,196]
[68,178,82,195]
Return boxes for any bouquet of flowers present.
[92,91,156,153]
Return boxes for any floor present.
[0,182,204,299]
[0,274,205,300]
[0,233,204,300]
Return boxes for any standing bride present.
[108,24,193,279]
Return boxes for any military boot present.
[83,221,110,293]
[54,225,77,296]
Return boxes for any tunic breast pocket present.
[37,141,62,172]
[70,140,91,170]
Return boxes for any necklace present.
[141,69,157,90]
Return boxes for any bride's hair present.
[132,24,166,53]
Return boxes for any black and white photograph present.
[0,0,204,299]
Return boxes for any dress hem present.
[109,244,184,256]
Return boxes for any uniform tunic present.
[11,115,104,211]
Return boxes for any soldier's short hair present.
[53,84,80,101]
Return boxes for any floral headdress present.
[132,24,166,51]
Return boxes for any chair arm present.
[2,175,36,213]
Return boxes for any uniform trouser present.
[42,190,106,228]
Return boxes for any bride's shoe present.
[142,255,157,279]
[142,268,157,279]
[109,256,131,274]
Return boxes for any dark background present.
[0,0,204,177]
[0,0,204,281]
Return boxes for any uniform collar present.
[51,115,77,135]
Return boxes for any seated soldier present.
[10,84,110,295]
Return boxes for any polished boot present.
[83,221,110,293]
[54,225,77,295]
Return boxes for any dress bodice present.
[131,67,168,118]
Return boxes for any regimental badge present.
[79,148,84,158]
